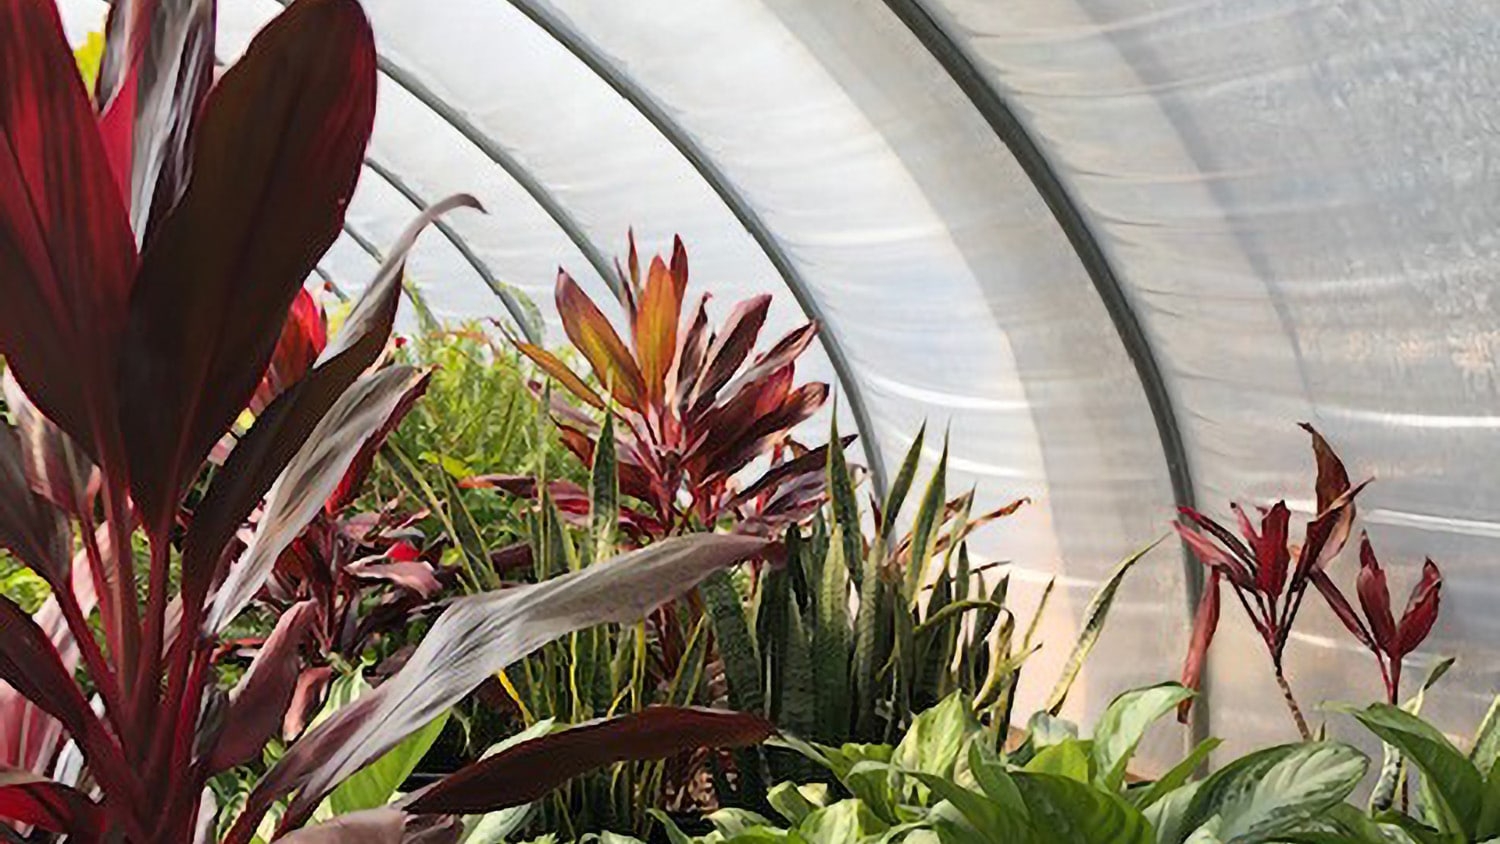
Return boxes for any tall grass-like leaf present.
[1176,742,1369,844]
[1339,702,1482,837]
[403,707,773,815]
[812,526,852,741]
[225,534,768,841]
[902,438,948,603]
[825,416,863,583]
[1044,536,1163,715]
[881,425,926,543]
[590,413,619,562]
[701,570,764,718]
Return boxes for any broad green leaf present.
[1179,742,1369,844]
[1473,694,1500,776]
[1092,683,1196,791]
[1011,771,1155,844]
[327,710,448,815]
[1341,702,1482,837]
[1371,657,1455,813]
[711,808,779,837]
[769,781,821,826]
[894,693,978,779]
[1145,780,1203,844]
[1024,739,1092,782]
[798,798,890,844]
[902,770,1019,841]
[1044,536,1163,715]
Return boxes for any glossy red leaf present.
[1178,568,1220,723]
[224,533,770,842]
[404,707,774,814]
[672,293,713,409]
[556,270,645,411]
[728,433,856,509]
[1355,534,1397,654]
[207,600,317,774]
[1253,501,1291,599]
[95,0,216,241]
[718,321,818,403]
[0,769,100,836]
[252,287,328,413]
[1300,422,1352,513]
[1394,558,1442,658]
[182,196,476,620]
[206,367,432,635]
[1173,518,1253,591]
[118,0,376,535]
[345,561,443,599]
[688,294,771,414]
[0,0,137,464]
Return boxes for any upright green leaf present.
[1473,694,1500,775]
[1370,656,1454,813]
[1044,536,1163,715]
[826,415,863,584]
[327,712,449,816]
[702,570,764,717]
[852,556,886,739]
[590,413,618,562]
[881,425,926,543]
[902,438,948,603]
[812,526,852,742]
[893,693,979,779]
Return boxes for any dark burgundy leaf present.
[488,542,533,575]
[206,367,432,634]
[0,0,137,464]
[1355,534,1396,654]
[326,368,430,514]
[182,196,475,621]
[2,372,93,516]
[728,433,856,509]
[284,665,334,741]
[688,294,770,414]
[1254,501,1291,599]
[95,0,216,241]
[1394,558,1442,658]
[1310,569,1375,651]
[223,533,769,842]
[207,600,317,774]
[1299,422,1352,514]
[0,421,72,587]
[118,0,377,536]
[0,769,101,836]
[404,707,774,814]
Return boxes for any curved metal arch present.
[362,155,541,343]
[506,0,890,500]
[263,0,618,300]
[879,0,1205,743]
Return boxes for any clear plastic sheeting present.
[53,0,1500,768]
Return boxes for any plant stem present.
[1273,662,1313,740]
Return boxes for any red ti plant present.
[1174,425,1368,739]
[486,232,844,543]
[1312,534,1442,706]
[0,2,774,841]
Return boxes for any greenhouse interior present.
[0,0,1494,840]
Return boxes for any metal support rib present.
[265,0,617,299]
[363,156,541,344]
[880,0,1205,743]
[507,0,890,500]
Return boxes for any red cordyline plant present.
[0,2,774,842]
[1174,424,1370,739]
[471,232,846,544]
[1313,533,1442,707]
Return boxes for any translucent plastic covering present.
[55,0,1500,768]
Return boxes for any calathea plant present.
[0,1,772,841]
